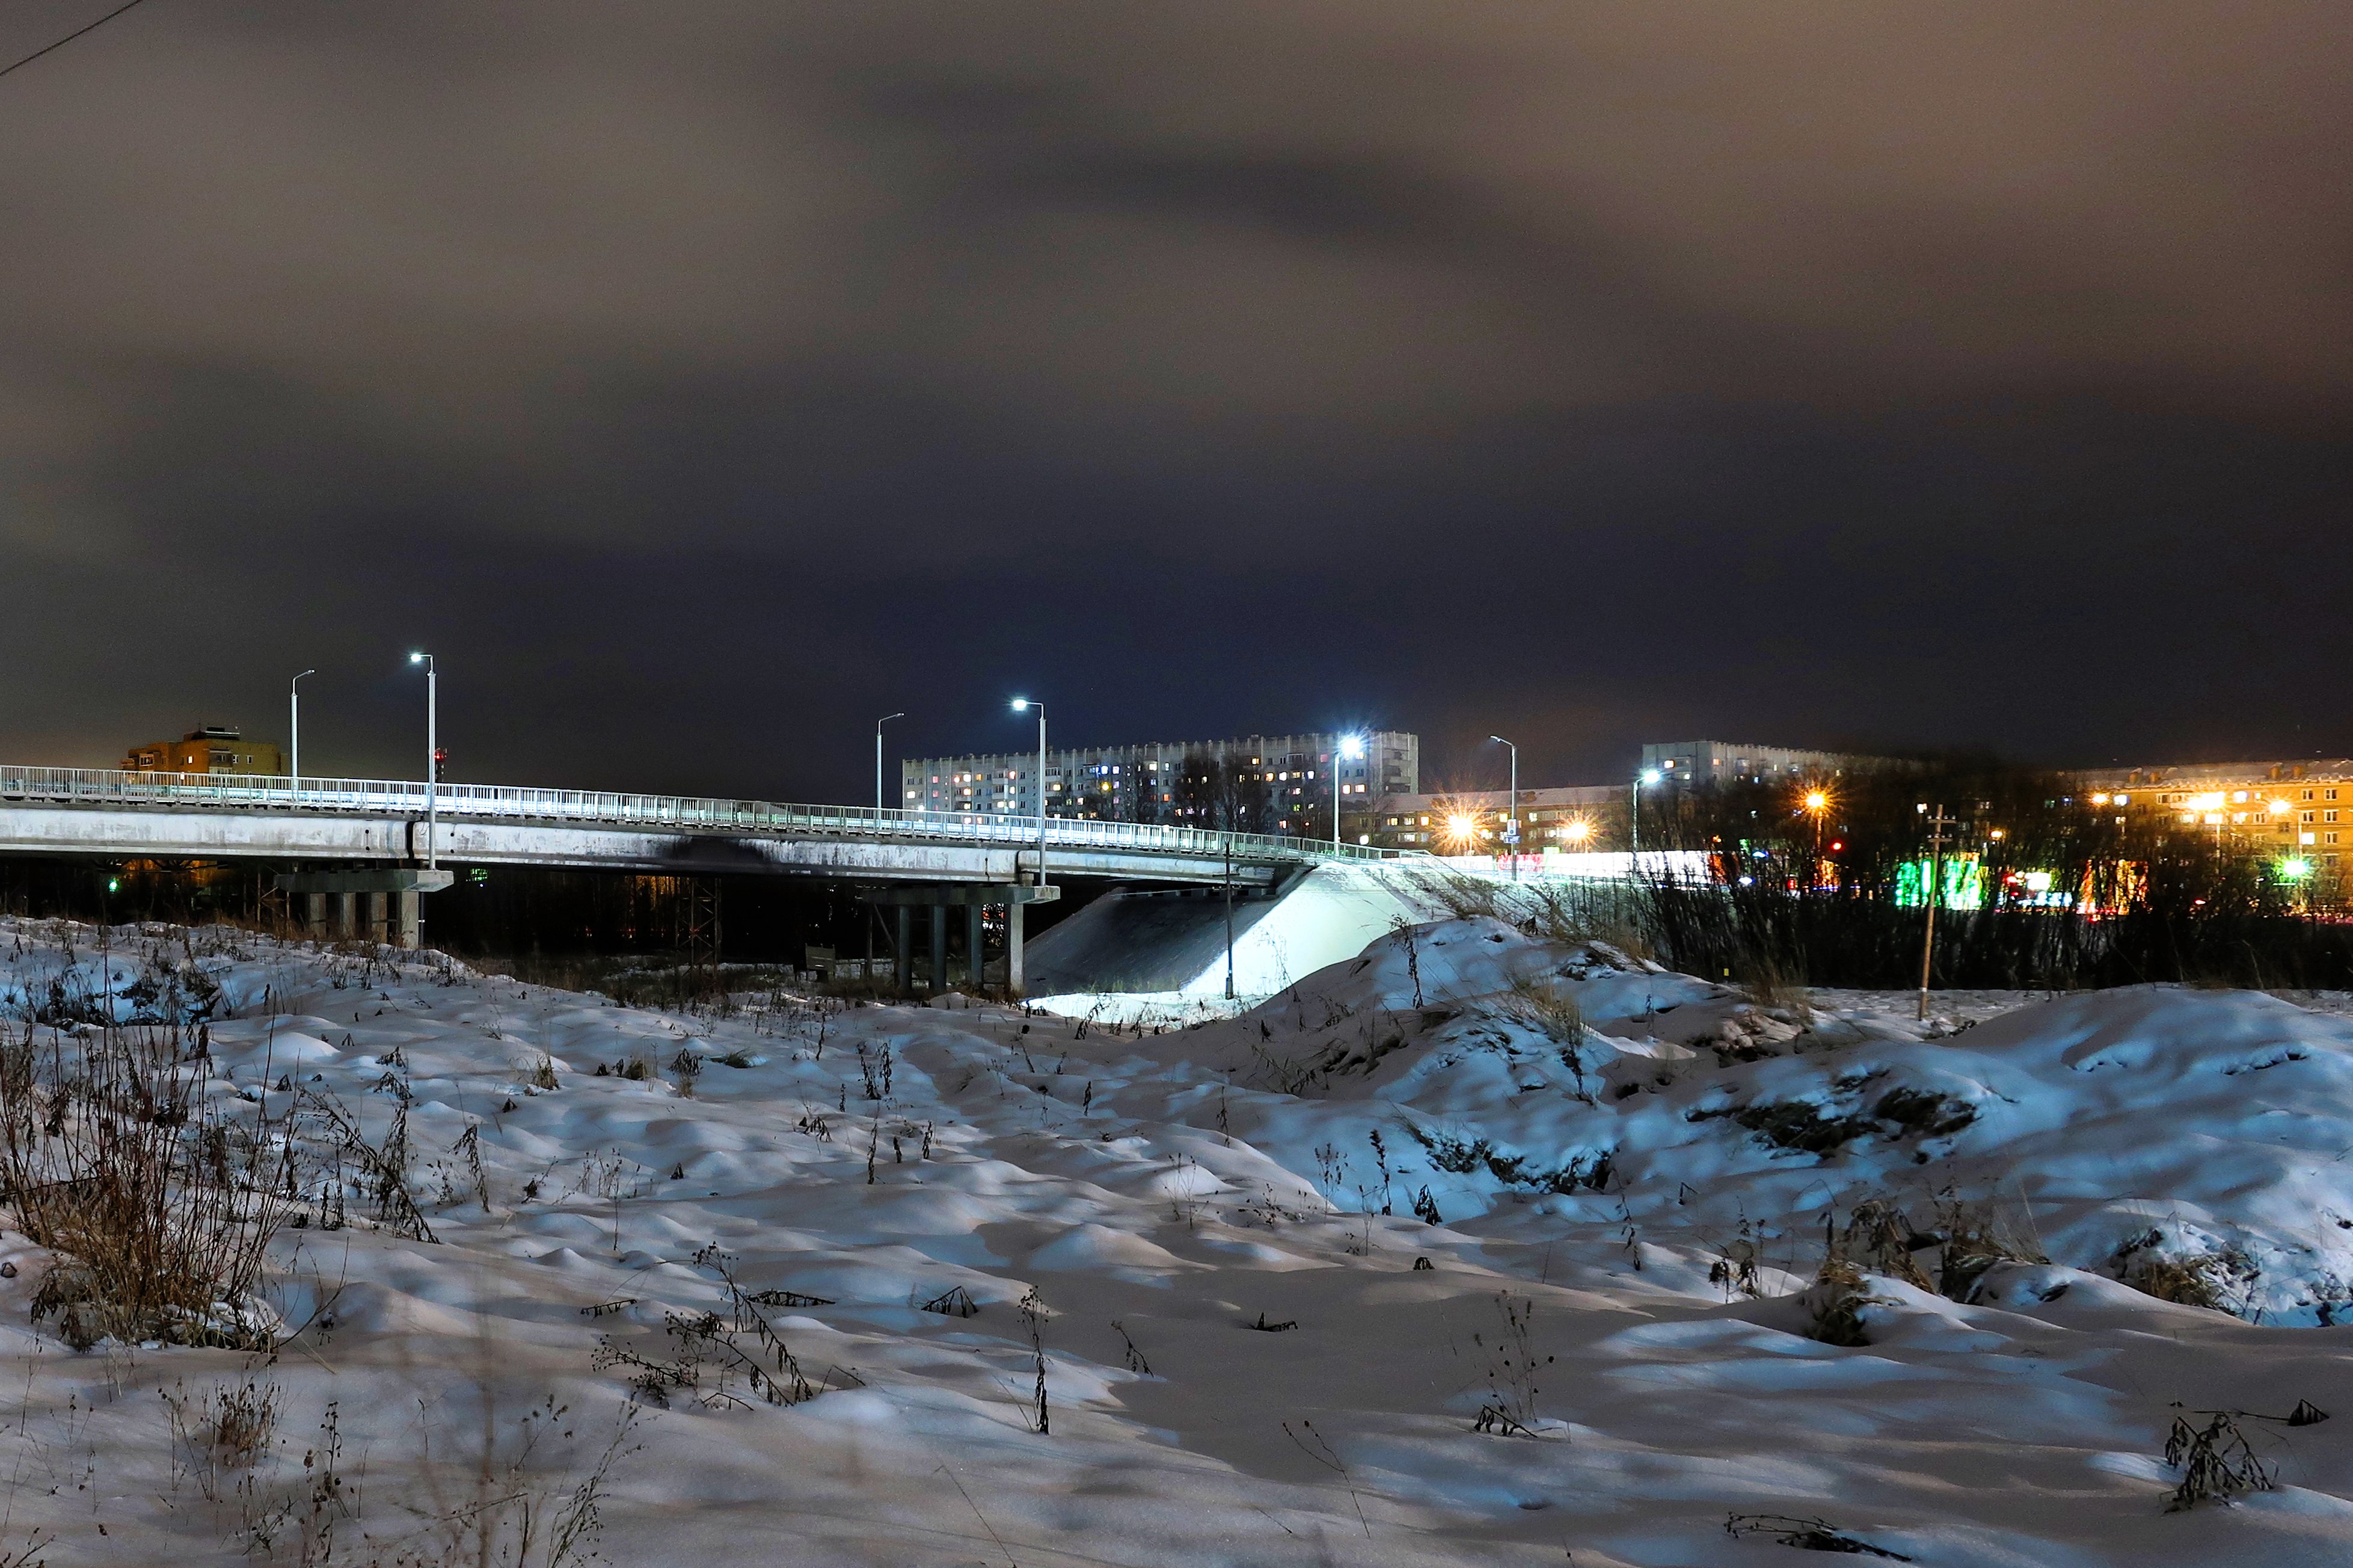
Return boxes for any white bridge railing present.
[0,765,1402,865]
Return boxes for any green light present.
[2281,857,2312,881]
[106,878,120,893]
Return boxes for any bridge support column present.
[929,902,947,992]
[364,892,388,945]
[396,891,420,950]
[330,893,356,941]
[304,893,327,941]
[966,904,983,990]
[1007,900,1024,997]
[895,907,911,995]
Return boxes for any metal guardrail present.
[0,765,1402,865]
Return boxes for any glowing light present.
[2270,800,2293,817]
[1339,734,1366,761]
[1010,697,1031,711]
[2283,857,2313,880]
[1803,790,1828,812]
[2090,793,2109,806]
[1562,819,1594,844]
[2186,793,2226,812]
[408,651,425,664]
[1639,769,1663,786]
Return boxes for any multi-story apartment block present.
[1367,785,1626,851]
[903,730,1419,836]
[1639,740,1893,786]
[2069,759,2353,874]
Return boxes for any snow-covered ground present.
[3,914,2352,1566]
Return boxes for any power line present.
[0,0,154,84]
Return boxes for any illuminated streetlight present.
[1010,698,1046,886]
[408,652,436,869]
[1335,732,1366,855]
[1632,768,1662,857]
[1562,818,1593,845]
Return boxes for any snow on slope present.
[2,916,2352,1567]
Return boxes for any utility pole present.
[1918,804,1953,1023]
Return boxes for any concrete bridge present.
[0,765,1403,983]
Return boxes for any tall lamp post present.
[408,652,437,869]
[1334,733,1366,854]
[1010,697,1047,885]
[1489,735,1518,877]
[289,669,316,800]
[1631,768,1662,860]
[874,712,905,816]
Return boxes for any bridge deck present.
[0,765,1406,884]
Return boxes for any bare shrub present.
[1936,1195,2048,1301]
[2165,1411,2274,1510]
[1839,1198,1935,1292]
[528,1052,560,1091]
[667,1047,703,1098]
[2,1023,291,1349]
[1806,1254,1876,1347]
[1469,1290,1551,1436]
[1725,1514,1910,1559]
[1416,871,1505,921]
[162,1376,282,1503]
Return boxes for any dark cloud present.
[2,2,2348,797]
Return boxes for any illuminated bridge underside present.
[0,768,1379,886]
[0,805,1279,884]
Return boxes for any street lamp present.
[1010,697,1046,885]
[408,652,437,869]
[1631,768,1662,858]
[289,669,316,800]
[1803,788,1830,865]
[1335,733,1366,854]
[1488,735,1518,877]
[875,712,906,816]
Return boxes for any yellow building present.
[2073,760,2353,874]
[122,725,285,777]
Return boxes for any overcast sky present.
[4,1,2348,798]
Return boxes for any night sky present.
[4,2,2348,801]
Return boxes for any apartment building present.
[2070,759,2353,871]
[121,725,284,776]
[1366,785,1626,851]
[1639,740,1894,786]
[903,730,1419,834]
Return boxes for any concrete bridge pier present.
[275,869,452,954]
[861,883,1060,998]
